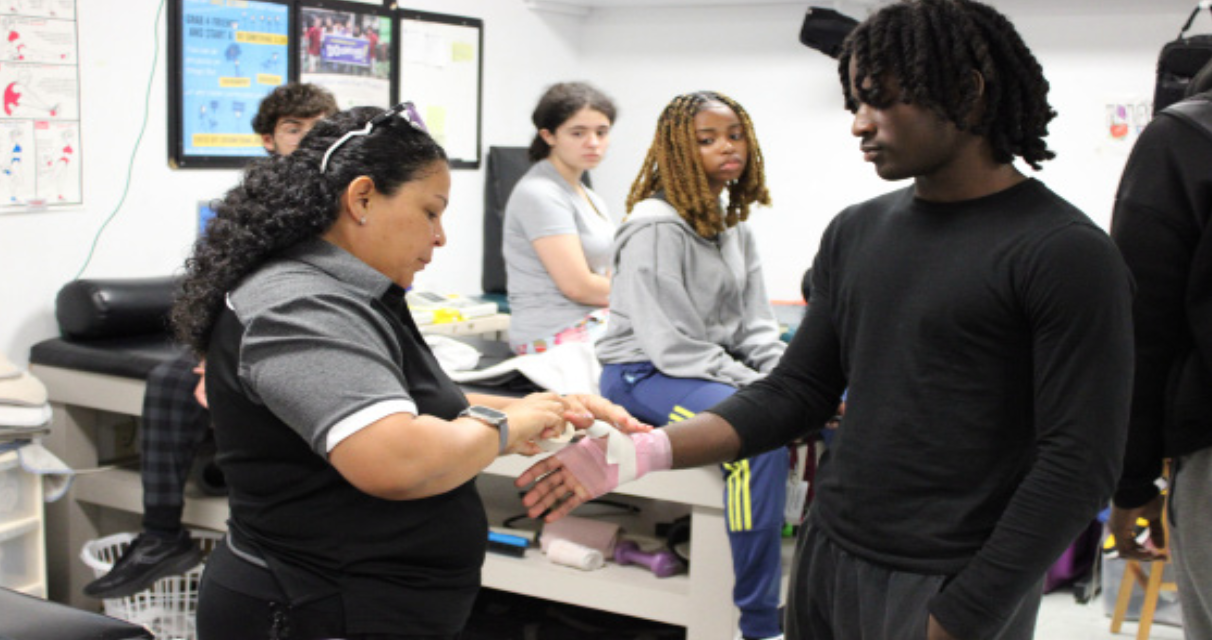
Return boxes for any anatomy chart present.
[0,0,78,208]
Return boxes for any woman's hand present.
[558,393,651,434]
[502,392,571,456]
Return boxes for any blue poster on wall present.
[180,0,289,159]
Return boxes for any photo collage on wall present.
[169,0,482,169]
[299,4,392,110]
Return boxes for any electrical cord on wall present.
[72,0,166,281]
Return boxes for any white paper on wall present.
[0,0,79,212]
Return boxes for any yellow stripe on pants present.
[724,460,753,531]
[671,404,755,530]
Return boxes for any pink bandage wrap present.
[553,429,672,500]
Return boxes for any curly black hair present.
[173,106,448,357]
[838,0,1056,170]
[528,82,617,163]
[250,82,339,135]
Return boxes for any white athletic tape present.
[536,422,577,452]
[597,421,638,485]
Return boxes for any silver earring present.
[359,217,367,226]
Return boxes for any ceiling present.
[525,0,1204,18]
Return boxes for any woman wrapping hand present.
[172,104,644,640]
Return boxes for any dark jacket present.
[1111,92,1212,508]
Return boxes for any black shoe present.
[83,532,204,599]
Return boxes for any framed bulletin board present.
[168,0,294,168]
[397,9,482,169]
[299,0,395,110]
[166,1,484,170]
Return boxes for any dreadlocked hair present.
[627,91,770,238]
[172,106,448,358]
[838,0,1056,170]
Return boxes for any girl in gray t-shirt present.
[502,82,617,354]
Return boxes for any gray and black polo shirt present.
[205,238,485,636]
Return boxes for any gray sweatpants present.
[1171,446,1212,639]
[784,520,1042,640]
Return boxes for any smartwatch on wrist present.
[459,405,509,454]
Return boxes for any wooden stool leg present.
[1111,559,1142,633]
[1135,559,1167,640]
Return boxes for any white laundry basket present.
[80,530,223,640]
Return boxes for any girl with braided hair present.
[175,105,642,640]
[596,91,786,640]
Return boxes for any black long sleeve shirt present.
[712,179,1134,640]
[1110,93,1212,509]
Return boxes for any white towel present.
[446,341,601,395]
[0,371,49,407]
[423,334,482,373]
[17,442,75,502]
[0,354,19,380]
[0,403,51,428]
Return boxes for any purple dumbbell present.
[613,540,683,578]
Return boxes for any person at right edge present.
[516,1,1135,639]
[1108,58,1212,638]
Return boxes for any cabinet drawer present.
[0,519,42,590]
[0,452,39,523]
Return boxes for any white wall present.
[578,2,1195,302]
[0,0,1199,364]
[0,0,584,365]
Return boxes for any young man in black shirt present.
[519,2,1134,639]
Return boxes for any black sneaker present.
[83,532,204,599]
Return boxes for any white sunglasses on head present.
[319,101,428,174]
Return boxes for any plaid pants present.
[140,351,211,533]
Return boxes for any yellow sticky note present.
[425,106,447,137]
[452,41,474,62]
[433,308,465,324]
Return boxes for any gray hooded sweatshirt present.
[595,196,785,387]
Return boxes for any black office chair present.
[481,145,592,309]
[482,146,530,305]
